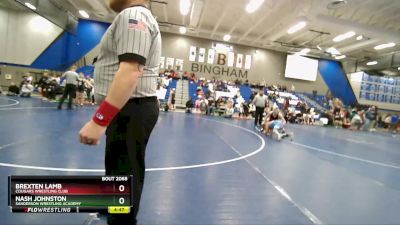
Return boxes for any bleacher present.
[165,79,177,101]
[296,93,328,113]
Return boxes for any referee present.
[58,65,79,110]
[252,89,269,127]
[79,0,161,224]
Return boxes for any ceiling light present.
[335,55,346,60]
[398,67,400,70]
[366,61,378,66]
[255,49,259,54]
[180,0,191,16]
[374,42,396,50]
[246,0,265,13]
[333,31,355,42]
[223,34,231,42]
[326,47,341,55]
[79,10,89,19]
[287,21,307,34]
[25,2,36,10]
[356,35,363,41]
[316,45,322,51]
[179,27,187,34]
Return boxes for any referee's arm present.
[104,61,142,109]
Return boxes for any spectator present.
[224,104,234,119]
[37,73,50,97]
[199,98,208,114]
[186,98,194,113]
[207,96,215,116]
[85,76,95,105]
[7,83,20,96]
[342,110,351,129]
[390,114,399,133]
[76,73,86,107]
[170,89,176,111]
[351,110,365,130]
[364,106,378,131]
[20,81,34,97]
[45,79,59,101]
[384,114,392,129]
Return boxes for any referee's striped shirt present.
[94,6,161,99]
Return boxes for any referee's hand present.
[79,120,106,145]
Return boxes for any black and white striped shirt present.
[94,6,161,99]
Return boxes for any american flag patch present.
[128,19,147,31]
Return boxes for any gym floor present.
[0,96,399,225]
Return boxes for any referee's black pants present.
[105,97,159,225]
[58,84,76,109]
[255,107,265,126]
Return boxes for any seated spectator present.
[199,98,208,114]
[186,98,194,113]
[7,82,20,96]
[342,110,351,129]
[183,71,190,80]
[333,108,343,128]
[351,110,364,130]
[390,114,399,133]
[206,96,215,116]
[249,103,256,118]
[45,79,59,100]
[384,114,392,129]
[37,73,50,97]
[224,105,234,119]
[20,81,34,97]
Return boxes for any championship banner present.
[160,57,165,69]
[207,49,215,64]
[198,48,206,63]
[245,55,252,70]
[227,52,235,67]
[166,57,174,69]
[175,59,184,71]
[236,54,243,69]
[189,46,197,62]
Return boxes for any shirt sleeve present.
[114,8,152,65]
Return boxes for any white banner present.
[207,49,215,64]
[160,56,165,69]
[245,55,252,70]
[198,48,206,63]
[175,59,184,71]
[227,52,235,67]
[189,46,197,62]
[236,54,243,68]
[166,57,174,69]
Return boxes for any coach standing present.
[58,65,79,110]
[252,89,269,127]
[79,0,161,224]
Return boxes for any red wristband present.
[92,100,120,127]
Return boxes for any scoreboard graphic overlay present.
[8,176,133,214]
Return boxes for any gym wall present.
[0,7,63,66]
